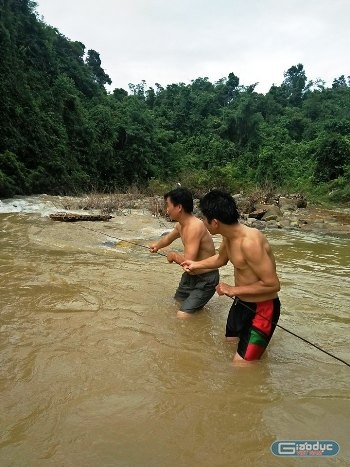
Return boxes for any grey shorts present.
[174,270,219,313]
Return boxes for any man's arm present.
[149,225,180,252]
[181,241,229,270]
[167,223,202,265]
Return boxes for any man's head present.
[164,187,193,219]
[199,190,240,229]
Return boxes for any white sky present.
[36,0,350,94]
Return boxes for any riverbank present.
[1,193,350,236]
[244,203,350,236]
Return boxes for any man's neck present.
[218,222,242,239]
[178,212,193,227]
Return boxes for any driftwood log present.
[49,212,113,222]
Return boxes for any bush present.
[177,163,243,197]
[0,151,29,197]
[146,178,171,196]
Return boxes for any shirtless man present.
[149,187,219,319]
[181,189,281,362]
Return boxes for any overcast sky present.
[36,0,350,93]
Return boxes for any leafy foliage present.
[1,1,350,203]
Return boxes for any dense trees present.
[1,0,350,202]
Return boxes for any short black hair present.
[199,189,240,224]
[164,187,193,213]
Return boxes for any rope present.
[232,297,350,367]
[74,223,349,367]
[76,223,167,256]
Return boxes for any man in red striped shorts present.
[181,189,281,364]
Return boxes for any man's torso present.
[224,225,278,302]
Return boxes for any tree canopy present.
[1,0,350,203]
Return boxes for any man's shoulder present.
[244,224,264,237]
[242,226,266,248]
[193,215,205,225]
[183,216,206,234]
[186,215,204,228]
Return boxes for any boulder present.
[261,205,283,221]
[265,220,281,229]
[278,196,307,211]
[234,196,254,214]
[278,197,298,211]
[296,197,307,208]
[279,218,291,228]
[249,220,266,230]
[248,209,266,220]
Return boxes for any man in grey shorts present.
[175,269,219,312]
[149,187,219,318]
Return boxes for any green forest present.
[1,0,350,203]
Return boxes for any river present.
[0,196,349,466]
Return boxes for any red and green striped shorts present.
[225,297,281,361]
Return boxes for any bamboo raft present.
[49,212,113,222]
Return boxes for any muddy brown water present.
[1,197,349,466]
